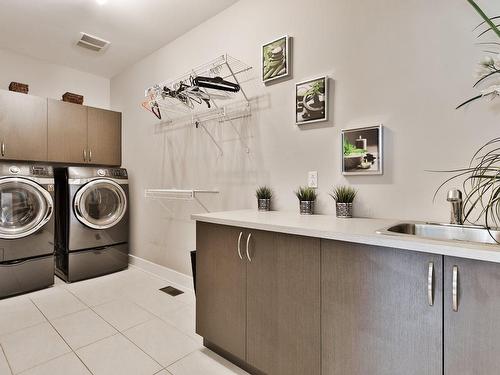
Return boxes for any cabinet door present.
[196,222,247,360]
[322,240,443,375]
[88,107,121,166]
[47,99,88,163]
[247,231,321,375]
[444,257,500,374]
[0,90,47,161]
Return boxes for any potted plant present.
[330,186,357,218]
[432,1,500,239]
[295,186,317,215]
[256,186,272,211]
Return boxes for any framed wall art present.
[341,125,383,175]
[296,76,328,125]
[262,35,290,83]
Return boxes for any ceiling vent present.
[76,32,110,52]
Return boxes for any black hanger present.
[162,85,191,107]
[185,86,212,108]
[151,101,161,120]
[193,76,240,93]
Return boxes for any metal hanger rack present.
[142,56,251,214]
[143,54,253,127]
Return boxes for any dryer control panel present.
[67,167,127,180]
[110,169,127,178]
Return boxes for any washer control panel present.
[96,168,128,178]
[31,166,52,177]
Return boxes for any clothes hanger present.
[185,85,212,108]
[193,76,240,93]
[142,89,162,120]
[162,85,194,109]
[151,101,162,119]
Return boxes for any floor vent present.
[160,286,184,297]
[76,32,110,52]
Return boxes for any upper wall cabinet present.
[0,90,121,166]
[48,99,88,164]
[47,99,121,166]
[0,90,48,162]
[88,107,121,166]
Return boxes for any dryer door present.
[74,179,127,230]
[0,177,53,239]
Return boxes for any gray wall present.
[111,0,500,275]
[0,48,110,108]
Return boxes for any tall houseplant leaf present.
[467,0,500,39]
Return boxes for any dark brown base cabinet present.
[246,231,320,375]
[196,223,246,360]
[196,222,500,375]
[196,222,320,375]
[321,240,443,375]
[444,257,500,374]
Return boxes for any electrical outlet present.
[308,171,318,188]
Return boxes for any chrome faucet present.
[447,189,463,225]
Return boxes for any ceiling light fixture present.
[96,0,107,5]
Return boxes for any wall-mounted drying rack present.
[142,54,253,128]
[144,189,220,213]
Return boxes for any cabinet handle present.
[89,149,92,162]
[83,149,87,162]
[237,232,243,260]
[452,265,459,312]
[428,262,434,306]
[1,142,4,157]
[246,232,252,262]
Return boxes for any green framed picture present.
[262,35,290,83]
[341,125,384,175]
[295,76,328,125]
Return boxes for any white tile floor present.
[0,267,249,375]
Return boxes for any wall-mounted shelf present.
[143,54,253,127]
[144,189,219,213]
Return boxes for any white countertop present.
[192,210,500,263]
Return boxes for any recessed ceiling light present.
[96,0,107,5]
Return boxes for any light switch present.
[308,171,318,188]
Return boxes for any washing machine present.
[0,163,55,298]
[55,166,129,282]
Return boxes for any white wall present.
[111,0,500,275]
[0,48,110,108]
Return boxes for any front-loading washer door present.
[0,177,53,240]
[74,179,127,230]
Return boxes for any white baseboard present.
[128,255,194,292]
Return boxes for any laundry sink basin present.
[377,222,500,245]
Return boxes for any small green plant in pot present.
[295,186,317,215]
[330,186,357,218]
[256,186,272,211]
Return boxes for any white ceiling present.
[0,0,238,78]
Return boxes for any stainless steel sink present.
[377,222,500,245]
